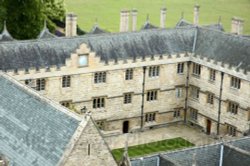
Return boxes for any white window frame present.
[149,66,160,77]
[230,76,241,89]
[94,72,106,83]
[62,75,71,88]
[191,86,199,99]
[176,87,183,98]
[147,90,158,101]
[93,97,105,109]
[228,101,238,114]
[192,63,201,76]
[124,93,132,104]
[177,63,184,74]
[190,108,198,121]
[207,93,214,105]
[145,112,156,122]
[209,69,216,81]
[227,125,236,136]
[125,69,133,80]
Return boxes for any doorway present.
[123,121,129,133]
[206,119,212,135]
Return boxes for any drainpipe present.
[140,66,146,131]
[184,61,191,123]
[217,72,224,135]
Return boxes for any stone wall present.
[7,43,250,137]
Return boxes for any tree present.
[0,0,65,40]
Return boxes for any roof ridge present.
[0,27,194,45]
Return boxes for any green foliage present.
[111,137,194,162]
[0,0,65,39]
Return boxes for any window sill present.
[177,73,184,75]
[208,79,216,84]
[192,74,200,78]
[230,87,240,91]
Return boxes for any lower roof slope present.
[0,73,80,166]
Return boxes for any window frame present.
[36,78,46,91]
[173,110,181,118]
[147,90,158,101]
[207,93,214,105]
[228,101,239,114]
[227,125,237,136]
[94,72,107,84]
[209,68,216,81]
[192,63,201,76]
[124,93,132,104]
[148,66,160,77]
[190,108,198,121]
[176,87,183,98]
[191,86,200,100]
[93,97,105,109]
[145,112,156,122]
[177,63,184,74]
[230,76,241,89]
[62,75,71,88]
[125,68,133,80]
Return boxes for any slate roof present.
[37,22,57,39]
[176,18,224,31]
[130,137,250,166]
[0,23,14,42]
[0,26,249,71]
[141,21,158,30]
[0,72,81,166]
[89,25,108,34]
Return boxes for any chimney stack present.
[193,4,200,25]
[131,9,137,31]
[120,10,130,32]
[231,17,244,35]
[160,8,167,28]
[65,13,77,37]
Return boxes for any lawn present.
[65,0,250,34]
[111,137,194,162]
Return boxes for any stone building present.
[0,72,116,166]
[0,6,249,141]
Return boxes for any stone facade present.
[5,42,250,138]
[61,116,117,166]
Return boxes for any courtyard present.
[105,124,235,150]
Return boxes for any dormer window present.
[78,54,88,67]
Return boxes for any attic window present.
[78,54,88,67]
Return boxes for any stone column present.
[65,13,77,37]
[160,8,167,28]
[231,17,244,35]
[120,10,130,32]
[131,9,137,31]
[193,4,200,25]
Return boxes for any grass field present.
[65,0,250,34]
[111,137,194,162]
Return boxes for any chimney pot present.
[131,9,138,31]
[231,17,244,35]
[193,4,200,25]
[65,13,77,37]
[120,10,130,32]
[160,8,167,28]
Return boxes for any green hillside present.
[65,0,250,34]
